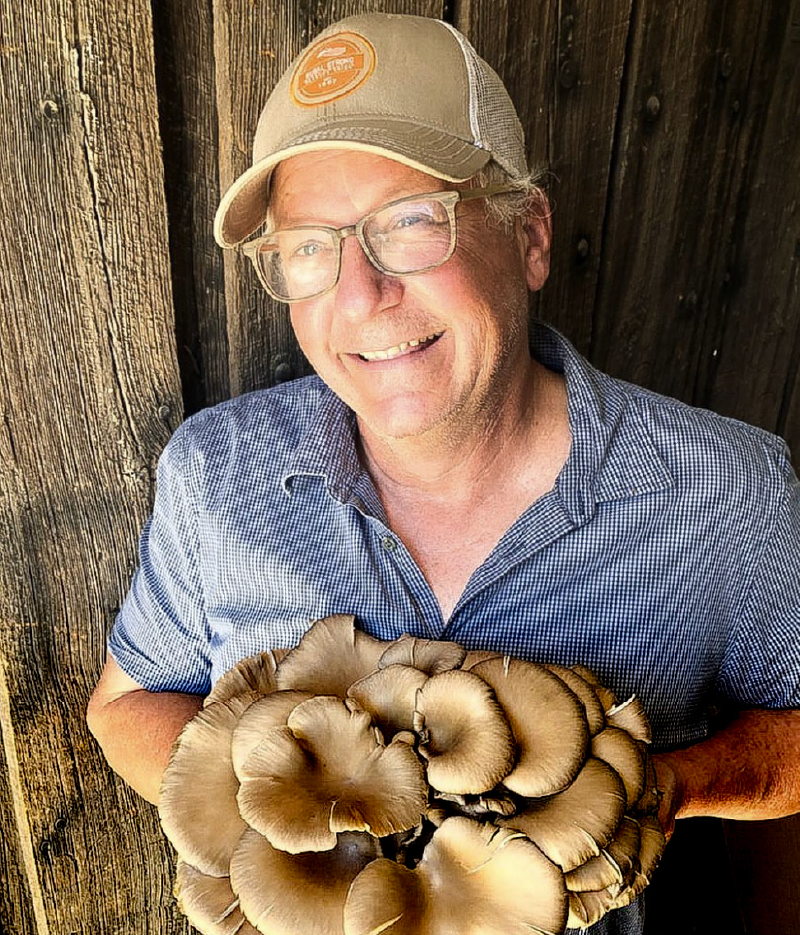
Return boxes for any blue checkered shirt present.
[110,322,800,935]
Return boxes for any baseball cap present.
[214,13,528,248]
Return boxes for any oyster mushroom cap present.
[414,668,516,795]
[606,695,653,743]
[570,665,618,712]
[542,663,606,736]
[175,860,259,935]
[275,615,386,696]
[608,815,667,910]
[237,696,427,853]
[461,649,504,669]
[604,815,643,885]
[567,886,620,929]
[563,850,624,894]
[231,828,380,935]
[347,664,429,738]
[565,814,642,896]
[204,650,284,708]
[344,817,568,935]
[378,635,466,674]
[159,693,257,876]
[230,689,314,778]
[470,657,590,797]
[499,757,627,872]
[591,727,647,808]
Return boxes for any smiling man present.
[87,13,800,935]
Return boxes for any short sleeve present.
[108,425,212,694]
[719,447,800,708]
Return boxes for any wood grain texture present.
[0,0,186,932]
[699,0,800,450]
[455,0,633,353]
[0,661,40,935]
[590,0,800,464]
[152,0,231,413]
[213,0,445,397]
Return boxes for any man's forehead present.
[270,149,453,223]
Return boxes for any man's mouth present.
[357,332,443,362]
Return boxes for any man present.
[87,13,800,934]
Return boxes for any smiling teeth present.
[360,333,442,362]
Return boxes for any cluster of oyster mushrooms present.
[159,615,666,935]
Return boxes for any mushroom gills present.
[343,817,567,935]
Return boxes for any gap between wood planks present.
[0,655,51,935]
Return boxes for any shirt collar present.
[281,383,382,511]
[531,322,674,522]
[281,324,674,516]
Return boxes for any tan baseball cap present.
[214,13,528,248]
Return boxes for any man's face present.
[270,150,548,447]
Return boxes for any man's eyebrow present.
[271,186,452,229]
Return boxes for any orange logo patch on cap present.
[290,31,376,107]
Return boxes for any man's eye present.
[391,210,436,231]
[290,240,328,259]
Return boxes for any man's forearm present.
[653,709,800,834]
[87,689,203,805]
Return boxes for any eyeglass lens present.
[255,196,455,301]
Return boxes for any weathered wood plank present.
[0,660,40,935]
[698,0,800,451]
[152,0,231,413]
[454,0,633,354]
[0,0,187,932]
[213,0,445,397]
[590,0,799,462]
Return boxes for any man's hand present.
[86,655,204,805]
[651,708,800,838]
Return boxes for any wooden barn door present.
[1,1,799,933]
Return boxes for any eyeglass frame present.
[240,183,517,303]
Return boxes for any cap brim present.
[213,121,491,248]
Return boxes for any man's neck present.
[357,359,570,507]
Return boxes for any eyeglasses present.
[241,185,515,302]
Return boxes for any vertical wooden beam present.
[591,0,800,462]
[212,0,445,397]
[0,660,41,935]
[452,0,632,354]
[0,0,188,932]
[699,0,800,449]
[152,0,231,413]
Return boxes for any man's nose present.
[332,233,401,318]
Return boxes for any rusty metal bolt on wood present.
[40,99,60,120]
[644,95,661,122]
[559,59,578,90]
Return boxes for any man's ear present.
[518,190,552,293]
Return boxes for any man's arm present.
[653,708,800,838]
[86,655,204,805]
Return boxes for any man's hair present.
[471,161,551,231]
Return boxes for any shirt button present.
[381,535,397,553]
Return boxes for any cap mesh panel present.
[440,21,527,179]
